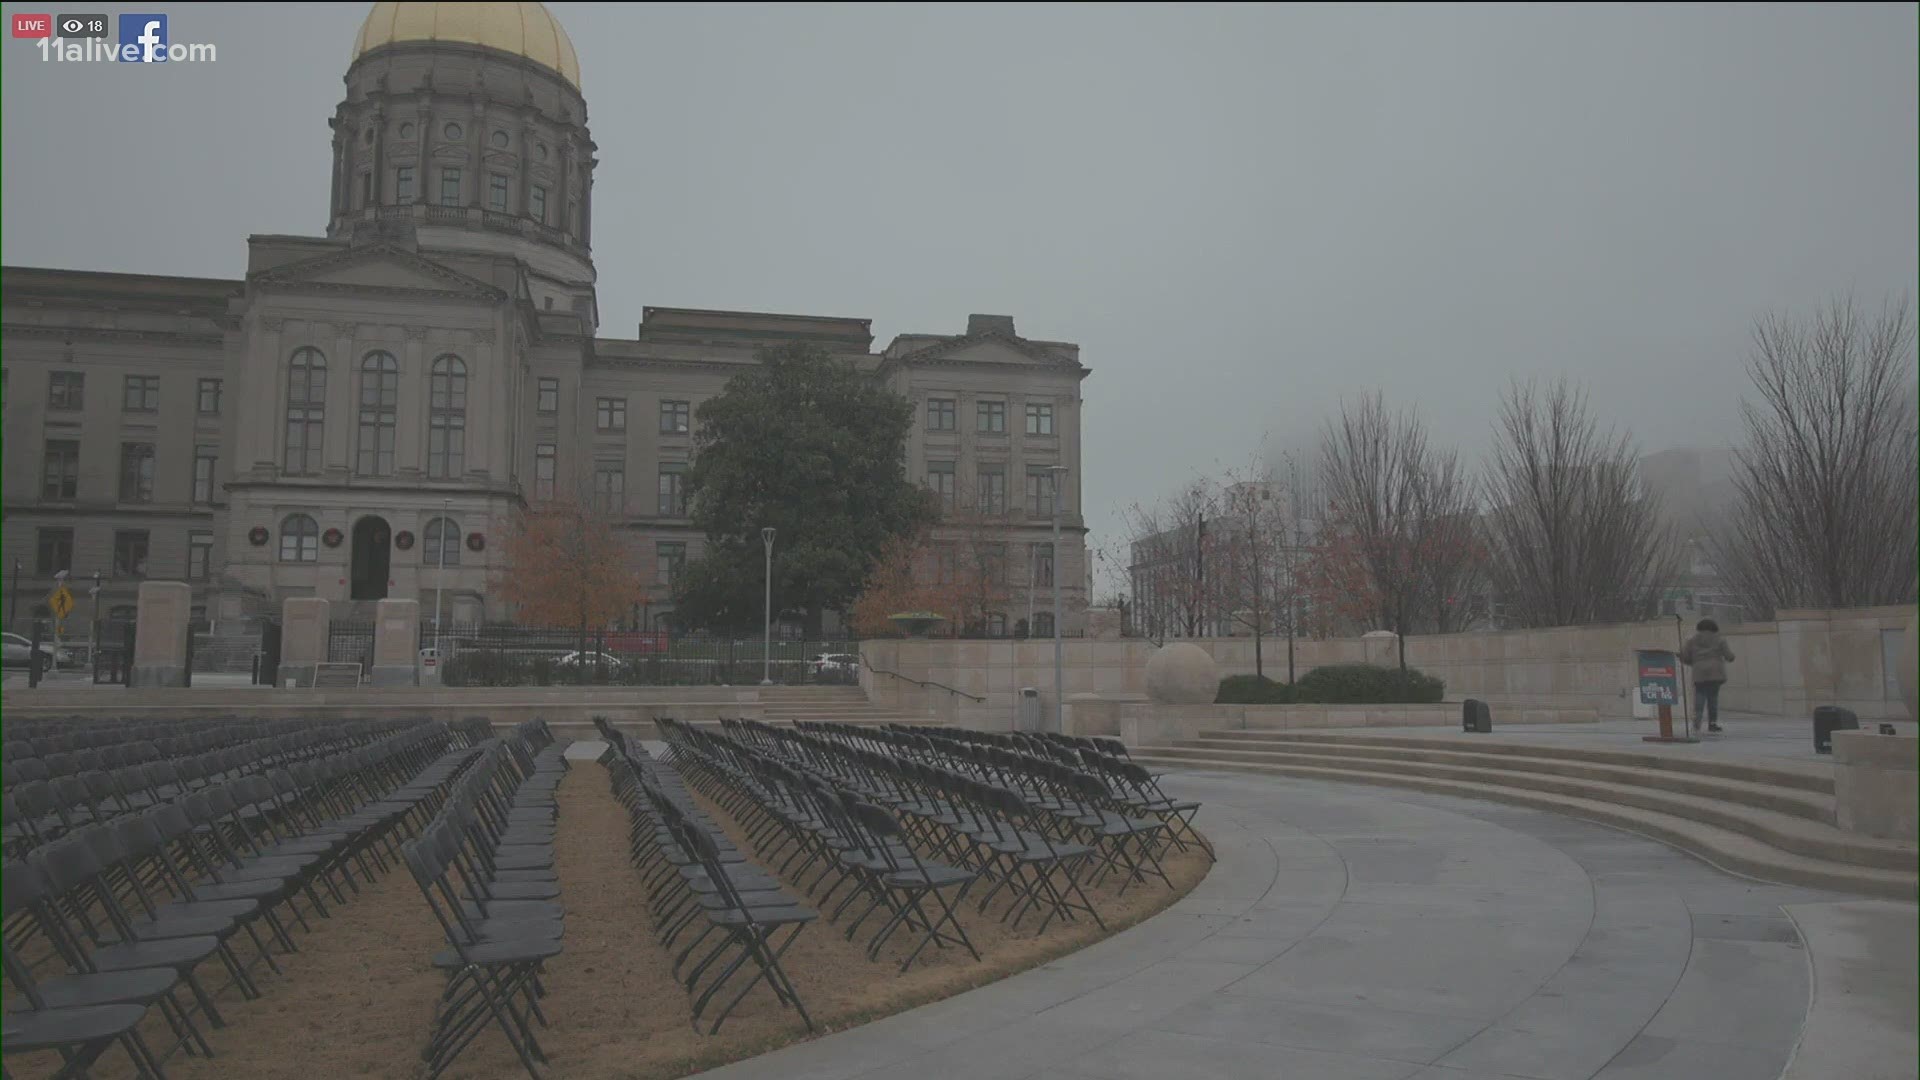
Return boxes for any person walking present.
[1679,618,1735,733]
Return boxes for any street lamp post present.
[760,527,776,686]
[433,498,450,663]
[1048,464,1070,734]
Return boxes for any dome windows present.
[399,121,415,139]
[536,142,549,161]
[491,130,510,149]
[444,121,464,141]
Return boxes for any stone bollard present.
[130,581,192,688]
[279,596,330,688]
[368,598,421,687]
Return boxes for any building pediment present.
[889,331,1083,373]
[247,244,509,304]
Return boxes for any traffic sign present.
[47,585,74,621]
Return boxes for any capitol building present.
[0,2,1089,636]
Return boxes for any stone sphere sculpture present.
[1899,614,1917,722]
[1144,642,1220,705]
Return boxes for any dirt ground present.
[7,755,1210,1080]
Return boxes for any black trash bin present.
[1812,705,1859,754]
[1462,698,1492,733]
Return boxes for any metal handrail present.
[858,652,985,703]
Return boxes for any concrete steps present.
[759,685,928,726]
[1132,735,1918,900]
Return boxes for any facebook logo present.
[117,13,165,62]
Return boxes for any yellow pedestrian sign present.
[47,584,74,621]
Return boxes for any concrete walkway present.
[691,769,1918,1080]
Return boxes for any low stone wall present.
[0,685,758,736]
[1113,701,1599,747]
[1832,731,1918,841]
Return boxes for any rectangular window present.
[35,528,73,577]
[440,167,462,206]
[659,399,690,434]
[537,377,558,414]
[656,541,687,586]
[123,375,159,412]
[976,466,1006,514]
[119,442,156,503]
[41,439,80,500]
[196,378,222,415]
[1025,401,1054,436]
[395,165,415,202]
[113,530,150,579]
[192,444,218,504]
[488,173,509,212]
[1031,542,1054,586]
[927,397,956,432]
[657,463,687,517]
[49,371,84,411]
[596,396,626,431]
[1033,612,1055,637]
[187,531,213,582]
[977,399,1006,433]
[531,185,548,224]
[985,543,1008,582]
[926,461,955,511]
[1027,466,1058,517]
[593,461,625,514]
[534,443,556,501]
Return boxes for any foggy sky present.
[4,3,1915,595]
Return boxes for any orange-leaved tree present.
[850,487,1015,638]
[492,493,651,629]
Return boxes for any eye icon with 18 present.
[56,13,109,38]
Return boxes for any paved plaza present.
[690,768,1918,1080]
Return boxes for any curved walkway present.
[692,768,1918,1080]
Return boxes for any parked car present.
[552,650,629,676]
[811,653,859,679]
[1,632,67,671]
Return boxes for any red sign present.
[11,14,52,38]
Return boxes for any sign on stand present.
[1634,648,1695,743]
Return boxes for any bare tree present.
[1409,449,1487,634]
[1711,296,1919,616]
[1207,454,1322,679]
[1480,378,1676,627]
[1317,393,1466,668]
[1121,478,1219,644]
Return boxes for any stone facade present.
[0,3,1089,635]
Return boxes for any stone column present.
[278,596,330,688]
[368,597,421,687]
[131,581,192,688]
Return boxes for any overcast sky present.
[4,3,1915,591]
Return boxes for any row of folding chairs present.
[400,720,567,1080]
[603,733,818,1035]
[3,722,430,858]
[2,722,473,1080]
[683,718,1121,930]
[824,722,1212,862]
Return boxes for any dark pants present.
[1695,680,1724,724]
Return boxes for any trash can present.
[1813,706,1859,754]
[1462,699,1492,733]
[1018,687,1042,732]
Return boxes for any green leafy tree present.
[673,343,937,636]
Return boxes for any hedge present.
[1214,663,1445,705]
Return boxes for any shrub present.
[1291,663,1445,704]
[1216,675,1295,704]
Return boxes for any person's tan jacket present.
[1679,631,1734,684]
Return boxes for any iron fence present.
[424,624,860,687]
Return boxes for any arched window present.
[285,347,326,474]
[279,514,319,562]
[356,352,398,476]
[428,355,467,479]
[423,516,461,566]
[1033,612,1055,637]
[986,613,1008,638]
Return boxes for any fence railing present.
[423,626,860,687]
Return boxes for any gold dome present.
[353,2,580,90]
